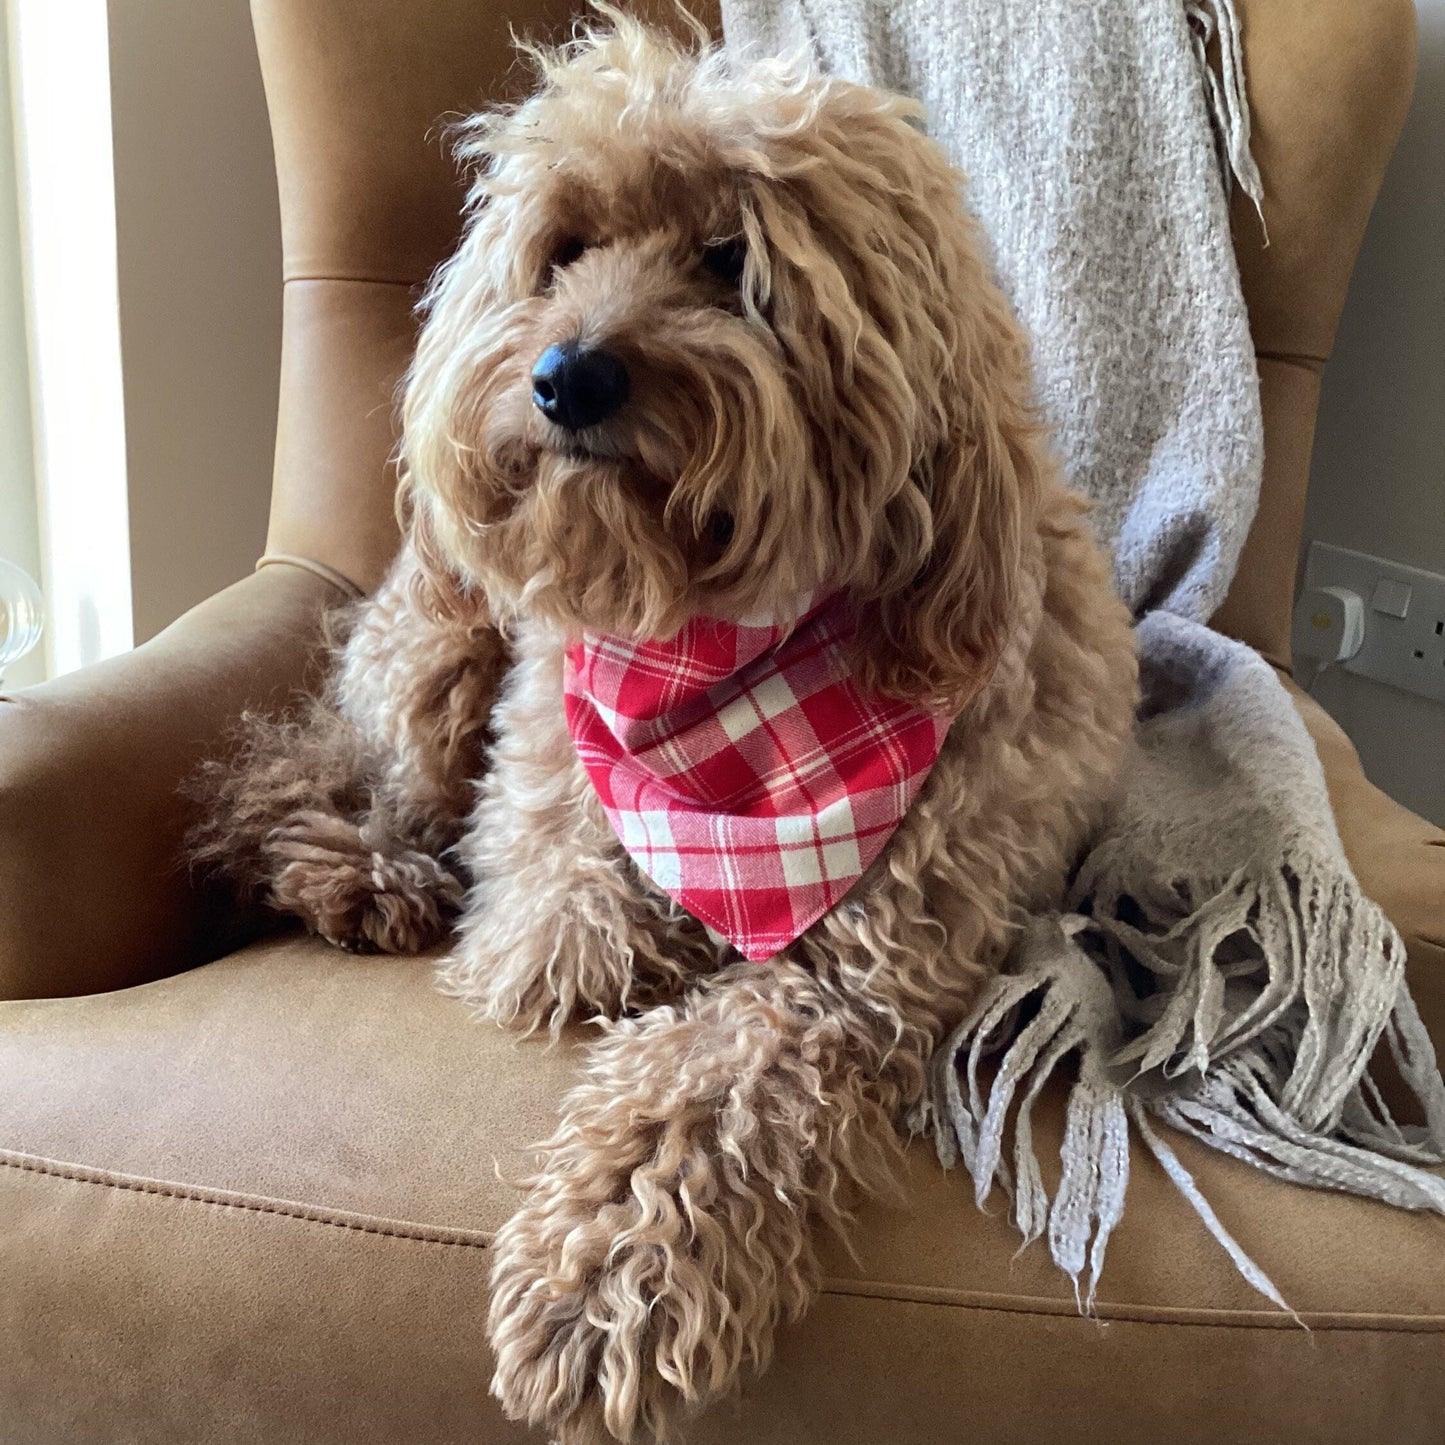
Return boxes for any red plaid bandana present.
[564,594,950,961]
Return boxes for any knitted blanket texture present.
[721,0,1445,1307]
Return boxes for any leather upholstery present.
[1,1,1442,1440]
[0,565,334,999]
[3,938,1442,1445]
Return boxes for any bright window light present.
[7,0,132,676]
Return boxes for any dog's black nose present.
[531,341,630,432]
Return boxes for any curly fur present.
[190,543,505,953]
[198,15,1138,1442]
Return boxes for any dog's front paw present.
[441,878,699,1034]
[486,1073,818,1441]
[488,1209,672,1444]
[489,1192,721,1445]
[266,813,462,953]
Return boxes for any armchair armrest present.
[0,564,339,1001]
[1283,673,1445,1044]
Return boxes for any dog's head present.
[402,14,1045,708]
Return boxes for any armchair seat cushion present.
[2,936,1442,1444]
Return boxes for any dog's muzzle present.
[532,340,630,432]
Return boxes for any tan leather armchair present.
[1,3,1441,1441]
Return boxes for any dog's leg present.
[193,543,508,954]
[486,893,989,1445]
[483,548,1136,1439]
[442,634,718,1031]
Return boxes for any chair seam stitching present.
[817,1279,1445,1332]
[0,1150,493,1250]
[1255,347,1329,369]
[8,1151,1442,1331]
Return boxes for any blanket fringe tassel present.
[1185,0,1267,239]
[924,856,1445,1314]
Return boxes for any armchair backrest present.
[249,0,1417,669]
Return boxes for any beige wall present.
[1303,0,1445,827]
[107,0,280,645]
[0,17,44,690]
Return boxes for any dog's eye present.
[701,238,746,288]
[549,236,589,273]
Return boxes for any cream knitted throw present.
[721,0,1445,1308]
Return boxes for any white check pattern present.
[564,594,951,960]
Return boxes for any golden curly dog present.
[198,15,1137,1442]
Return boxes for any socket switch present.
[1301,542,1445,705]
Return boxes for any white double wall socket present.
[1299,542,1445,705]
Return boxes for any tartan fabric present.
[564,594,951,960]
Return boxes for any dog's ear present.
[859,273,1046,712]
[753,82,1047,713]
[395,473,480,625]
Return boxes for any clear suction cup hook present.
[0,559,45,687]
